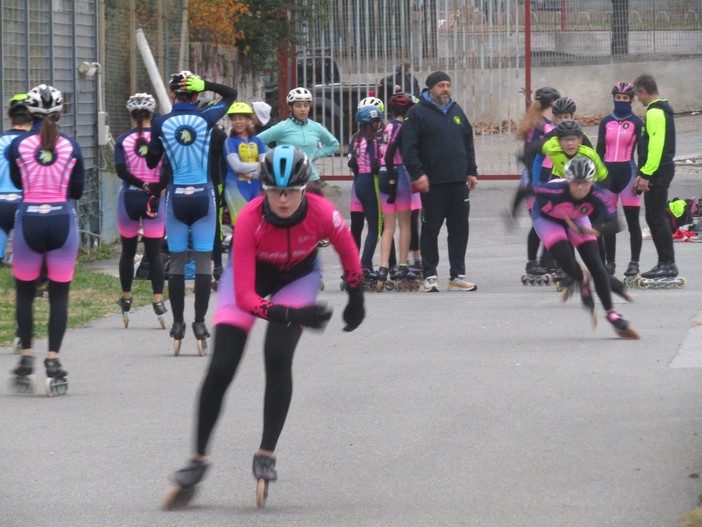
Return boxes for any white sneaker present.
[423,275,439,293]
[448,275,477,291]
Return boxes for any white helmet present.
[358,96,385,113]
[26,84,63,116]
[126,93,156,112]
[286,87,312,104]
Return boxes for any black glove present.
[147,182,162,195]
[342,285,365,332]
[386,183,397,205]
[146,194,159,216]
[268,304,333,330]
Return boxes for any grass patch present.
[0,257,166,347]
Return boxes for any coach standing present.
[401,71,478,293]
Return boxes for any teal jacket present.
[257,118,340,182]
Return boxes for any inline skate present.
[606,311,640,339]
[375,266,391,292]
[162,458,209,510]
[116,297,132,328]
[152,301,168,329]
[394,265,421,292]
[521,261,552,286]
[579,272,597,327]
[253,454,278,509]
[622,261,640,288]
[610,275,633,302]
[361,268,378,292]
[192,321,210,357]
[10,355,35,394]
[44,358,68,397]
[634,262,686,289]
[170,321,186,356]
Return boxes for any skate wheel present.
[46,377,68,397]
[617,327,640,339]
[256,478,268,508]
[162,484,196,510]
[197,339,208,357]
[678,277,687,287]
[10,375,35,394]
[174,339,182,357]
[159,315,166,330]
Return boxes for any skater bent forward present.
[162,145,365,510]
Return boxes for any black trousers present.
[644,183,675,265]
[419,181,470,279]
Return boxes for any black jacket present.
[401,92,477,184]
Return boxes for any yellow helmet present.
[228,102,254,115]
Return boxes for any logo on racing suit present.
[36,149,54,165]
[0,193,21,202]
[136,144,149,157]
[174,186,203,195]
[453,116,462,125]
[175,125,197,146]
[27,204,60,214]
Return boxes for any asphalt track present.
[1,121,701,527]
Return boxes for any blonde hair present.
[516,101,547,141]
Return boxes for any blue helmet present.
[260,145,312,187]
[355,105,384,124]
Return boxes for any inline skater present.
[348,104,385,289]
[146,71,237,355]
[7,84,85,395]
[0,94,33,266]
[512,157,638,338]
[162,145,365,510]
[114,93,167,329]
[376,92,421,291]
[256,87,339,195]
[222,102,267,227]
[596,82,644,279]
[515,86,560,283]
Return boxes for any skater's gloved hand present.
[268,304,333,330]
[386,183,397,204]
[342,284,365,332]
[146,195,159,218]
[146,182,162,195]
[185,75,205,93]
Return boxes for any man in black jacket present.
[401,71,478,292]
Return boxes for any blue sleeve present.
[7,136,22,189]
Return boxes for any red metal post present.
[524,0,532,110]
[561,0,566,32]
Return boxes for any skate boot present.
[339,274,348,292]
[13,324,21,354]
[362,268,378,292]
[606,311,640,339]
[153,301,168,330]
[605,261,616,275]
[623,261,640,288]
[610,275,633,302]
[253,454,278,508]
[376,267,390,292]
[162,458,209,510]
[211,265,223,292]
[521,260,552,286]
[11,355,35,394]
[170,321,187,357]
[192,321,210,357]
[396,265,421,292]
[637,262,686,289]
[117,297,132,328]
[409,259,423,277]
[554,270,574,293]
[579,272,597,327]
[44,358,68,397]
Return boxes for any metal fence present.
[0,0,102,246]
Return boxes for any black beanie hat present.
[426,71,451,89]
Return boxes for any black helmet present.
[564,157,595,182]
[534,86,560,106]
[8,93,30,119]
[555,119,583,138]
[260,145,311,188]
[552,96,577,116]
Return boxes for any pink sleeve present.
[232,203,275,320]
